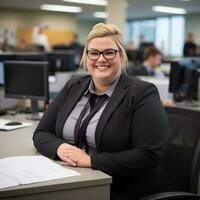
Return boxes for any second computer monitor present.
[4,60,49,120]
[169,58,200,105]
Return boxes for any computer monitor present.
[169,58,200,106]
[4,61,49,120]
[47,50,77,75]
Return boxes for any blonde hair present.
[80,23,128,69]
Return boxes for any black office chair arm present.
[138,191,200,200]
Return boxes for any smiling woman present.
[33,23,169,200]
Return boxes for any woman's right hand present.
[57,143,78,166]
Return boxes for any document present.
[0,119,32,131]
[0,155,80,189]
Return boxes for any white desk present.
[0,114,112,200]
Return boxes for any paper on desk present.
[0,155,80,189]
[0,119,32,131]
[0,174,19,189]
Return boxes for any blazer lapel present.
[95,72,132,151]
[58,76,91,137]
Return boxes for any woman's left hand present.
[60,145,91,168]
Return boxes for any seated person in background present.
[126,47,165,78]
[33,23,168,200]
[67,33,84,52]
[67,33,84,68]
[183,32,197,57]
[52,34,83,52]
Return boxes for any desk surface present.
[0,114,112,200]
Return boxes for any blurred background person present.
[183,32,197,57]
[0,37,4,52]
[32,25,51,52]
[67,33,84,52]
[66,33,84,69]
[126,47,165,78]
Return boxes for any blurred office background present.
[0,0,200,112]
[0,0,199,56]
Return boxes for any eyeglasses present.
[87,49,120,60]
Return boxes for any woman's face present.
[86,36,122,86]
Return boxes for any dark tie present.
[74,93,108,152]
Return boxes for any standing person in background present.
[126,47,165,78]
[32,25,51,52]
[183,32,197,57]
[33,23,168,200]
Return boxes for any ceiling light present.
[62,0,107,6]
[93,12,108,18]
[152,6,186,14]
[40,4,82,13]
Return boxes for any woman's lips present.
[95,65,110,71]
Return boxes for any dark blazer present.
[33,73,168,200]
[126,64,151,76]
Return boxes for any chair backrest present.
[138,191,200,200]
[164,107,200,193]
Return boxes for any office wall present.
[0,7,200,46]
[0,8,77,30]
[0,8,102,46]
[185,13,200,44]
[0,8,78,46]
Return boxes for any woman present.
[33,23,168,200]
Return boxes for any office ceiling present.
[0,0,199,21]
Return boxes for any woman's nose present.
[98,53,106,61]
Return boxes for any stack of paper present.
[0,155,80,189]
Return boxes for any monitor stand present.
[26,100,42,120]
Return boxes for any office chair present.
[138,107,200,200]
[138,192,200,200]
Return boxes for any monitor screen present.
[4,61,49,101]
[169,58,199,103]
[4,61,49,120]
[47,50,76,75]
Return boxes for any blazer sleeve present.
[90,83,169,176]
[33,79,74,159]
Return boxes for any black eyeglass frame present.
[86,49,121,60]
